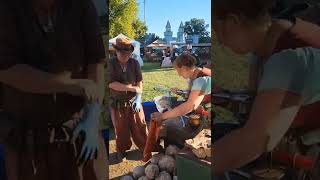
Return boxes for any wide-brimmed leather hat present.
[112,37,134,53]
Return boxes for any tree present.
[140,34,159,46]
[184,18,211,43]
[109,0,138,38]
[133,19,148,40]
[148,35,159,45]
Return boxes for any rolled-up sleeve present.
[81,0,106,65]
[0,1,21,70]
[258,49,308,95]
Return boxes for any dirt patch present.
[109,129,146,180]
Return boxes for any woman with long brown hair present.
[150,53,211,148]
[213,0,320,175]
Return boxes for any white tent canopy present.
[109,34,143,66]
[146,39,167,49]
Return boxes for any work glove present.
[72,102,101,166]
[132,93,142,112]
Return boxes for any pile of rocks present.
[121,145,180,180]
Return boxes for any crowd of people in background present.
[160,45,194,68]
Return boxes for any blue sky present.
[137,0,211,38]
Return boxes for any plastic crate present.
[142,101,158,122]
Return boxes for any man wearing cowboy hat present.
[108,37,148,160]
[0,0,108,179]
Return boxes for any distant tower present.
[164,20,173,45]
[177,21,185,43]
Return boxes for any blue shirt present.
[191,76,211,95]
[258,47,320,105]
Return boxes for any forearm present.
[137,81,143,94]
[0,64,70,94]
[108,82,132,92]
[213,127,266,175]
[162,102,194,120]
[87,62,105,103]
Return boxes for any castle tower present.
[177,21,185,43]
[164,20,173,45]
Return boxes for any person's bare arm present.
[108,82,141,93]
[162,90,204,120]
[0,64,74,94]
[87,61,106,103]
[213,90,301,174]
[136,81,143,92]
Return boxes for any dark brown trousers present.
[110,104,148,153]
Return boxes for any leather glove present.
[132,93,142,112]
[72,102,101,166]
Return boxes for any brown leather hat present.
[112,37,134,53]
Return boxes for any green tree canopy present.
[109,0,137,38]
[133,19,148,40]
[184,18,211,43]
[109,0,147,39]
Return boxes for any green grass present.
[141,62,187,102]
[213,46,249,90]
[212,45,250,122]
